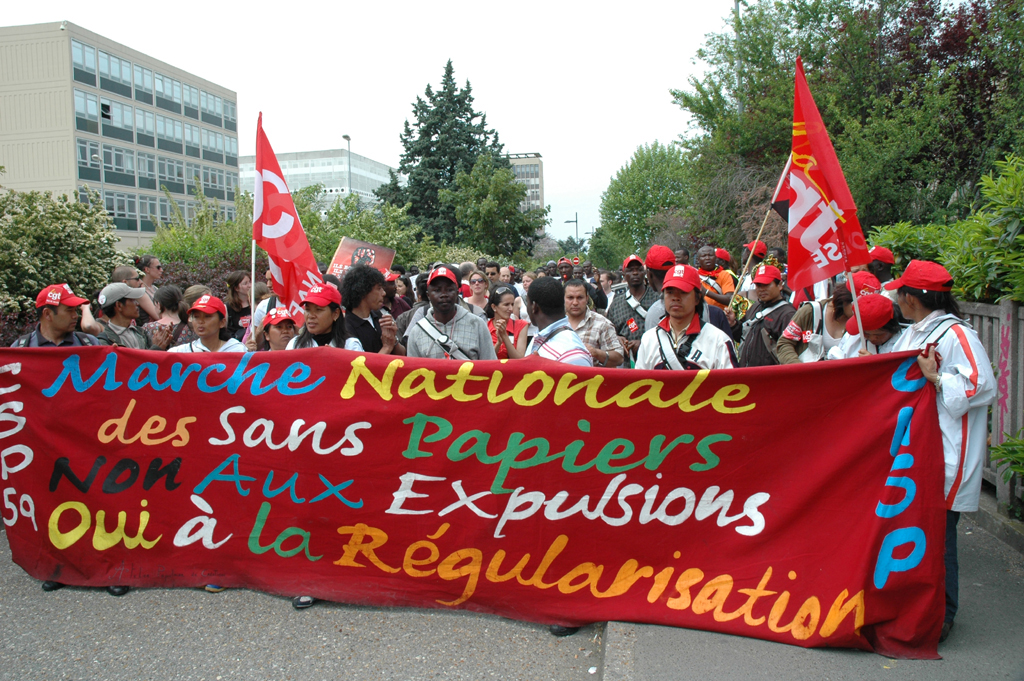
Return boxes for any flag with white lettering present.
[786,58,870,290]
[253,114,322,315]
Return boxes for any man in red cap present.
[736,240,768,293]
[406,267,496,360]
[715,248,738,286]
[867,245,897,294]
[605,254,659,366]
[887,260,995,643]
[695,246,736,310]
[826,293,903,359]
[636,265,737,370]
[730,264,796,367]
[11,284,98,348]
[382,270,412,319]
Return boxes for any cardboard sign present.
[327,238,396,279]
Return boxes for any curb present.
[601,621,637,681]
[966,490,1024,555]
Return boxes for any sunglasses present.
[470,279,486,284]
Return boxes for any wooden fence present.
[960,300,1023,511]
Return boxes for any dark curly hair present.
[340,264,386,311]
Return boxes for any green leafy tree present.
[600,141,689,250]
[587,224,634,271]
[376,60,506,244]
[313,194,427,266]
[438,153,546,256]
[556,236,588,255]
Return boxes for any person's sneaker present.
[292,596,315,610]
[106,585,129,597]
[549,625,580,637]
[204,585,226,593]
[41,581,65,592]
[940,621,954,642]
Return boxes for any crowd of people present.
[14,242,995,644]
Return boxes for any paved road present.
[0,528,603,681]
[606,513,1024,680]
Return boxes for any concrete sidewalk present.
[601,511,1024,681]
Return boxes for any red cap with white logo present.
[752,264,782,284]
[35,284,88,308]
[661,265,702,293]
[188,295,228,317]
[428,267,459,286]
[303,283,342,307]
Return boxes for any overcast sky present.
[8,1,737,244]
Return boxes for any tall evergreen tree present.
[376,61,506,244]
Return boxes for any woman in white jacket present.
[886,260,996,643]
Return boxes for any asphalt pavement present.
[3,512,1021,680]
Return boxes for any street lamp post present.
[342,134,352,201]
[564,212,579,255]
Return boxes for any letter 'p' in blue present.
[873,526,926,589]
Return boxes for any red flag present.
[786,57,870,290]
[253,113,323,315]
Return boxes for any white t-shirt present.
[168,338,247,353]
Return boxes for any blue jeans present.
[944,510,960,623]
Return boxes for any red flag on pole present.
[786,57,870,290]
[253,113,323,315]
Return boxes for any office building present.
[239,147,396,211]
[507,153,544,212]
[0,21,238,249]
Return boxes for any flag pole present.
[728,208,772,311]
[250,239,256,323]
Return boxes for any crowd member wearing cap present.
[11,284,99,348]
[728,265,796,367]
[826,294,904,359]
[382,271,412,318]
[256,307,299,352]
[564,279,623,368]
[695,246,736,310]
[168,295,245,353]
[605,254,658,366]
[636,265,737,371]
[643,277,732,337]
[715,248,738,287]
[777,271,881,364]
[867,246,897,300]
[341,264,403,355]
[407,267,497,360]
[487,285,529,359]
[143,285,193,349]
[887,260,996,642]
[95,283,171,350]
[287,283,357,351]
[637,245,676,333]
[736,240,767,293]
[525,276,592,368]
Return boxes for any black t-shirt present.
[345,309,383,353]
[226,302,251,340]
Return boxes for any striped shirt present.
[526,317,593,367]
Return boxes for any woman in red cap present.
[286,283,358,351]
[776,271,881,363]
[888,260,996,643]
[168,295,246,353]
[826,293,904,359]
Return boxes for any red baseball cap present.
[751,264,782,285]
[557,257,571,266]
[868,246,895,265]
[384,271,400,282]
[744,240,768,258]
[849,271,882,296]
[883,260,953,292]
[846,294,895,334]
[661,265,702,293]
[622,254,644,270]
[303,283,342,307]
[715,248,731,261]
[644,245,676,271]
[36,284,88,308]
[188,294,228,317]
[263,306,301,328]
[428,266,459,286]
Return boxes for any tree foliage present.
[667,0,1024,239]
[439,153,546,257]
[376,60,506,245]
[599,141,689,251]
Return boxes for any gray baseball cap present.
[98,282,146,307]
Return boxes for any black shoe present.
[549,625,580,637]
[106,585,130,597]
[940,621,954,643]
[41,581,65,592]
[292,596,315,610]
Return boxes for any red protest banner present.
[787,58,871,290]
[0,348,944,659]
[327,237,396,279]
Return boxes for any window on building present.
[226,137,238,157]
[100,98,133,131]
[101,144,135,174]
[137,152,157,180]
[72,40,96,73]
[135,109,155,136]
[133,65,153,94]
[77,138,100,168]
[154,73,182,103]
[74,90,99,122]
[105,192,137,220]
[200,91,224,117]
[98,51,131,87]
[139,195,158,223]
[184,122,201,147]
[158,157,184,183]
[224,101,237,124]
[186,162,202,185]
[156,115,183,143]
[183,84,200,109]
